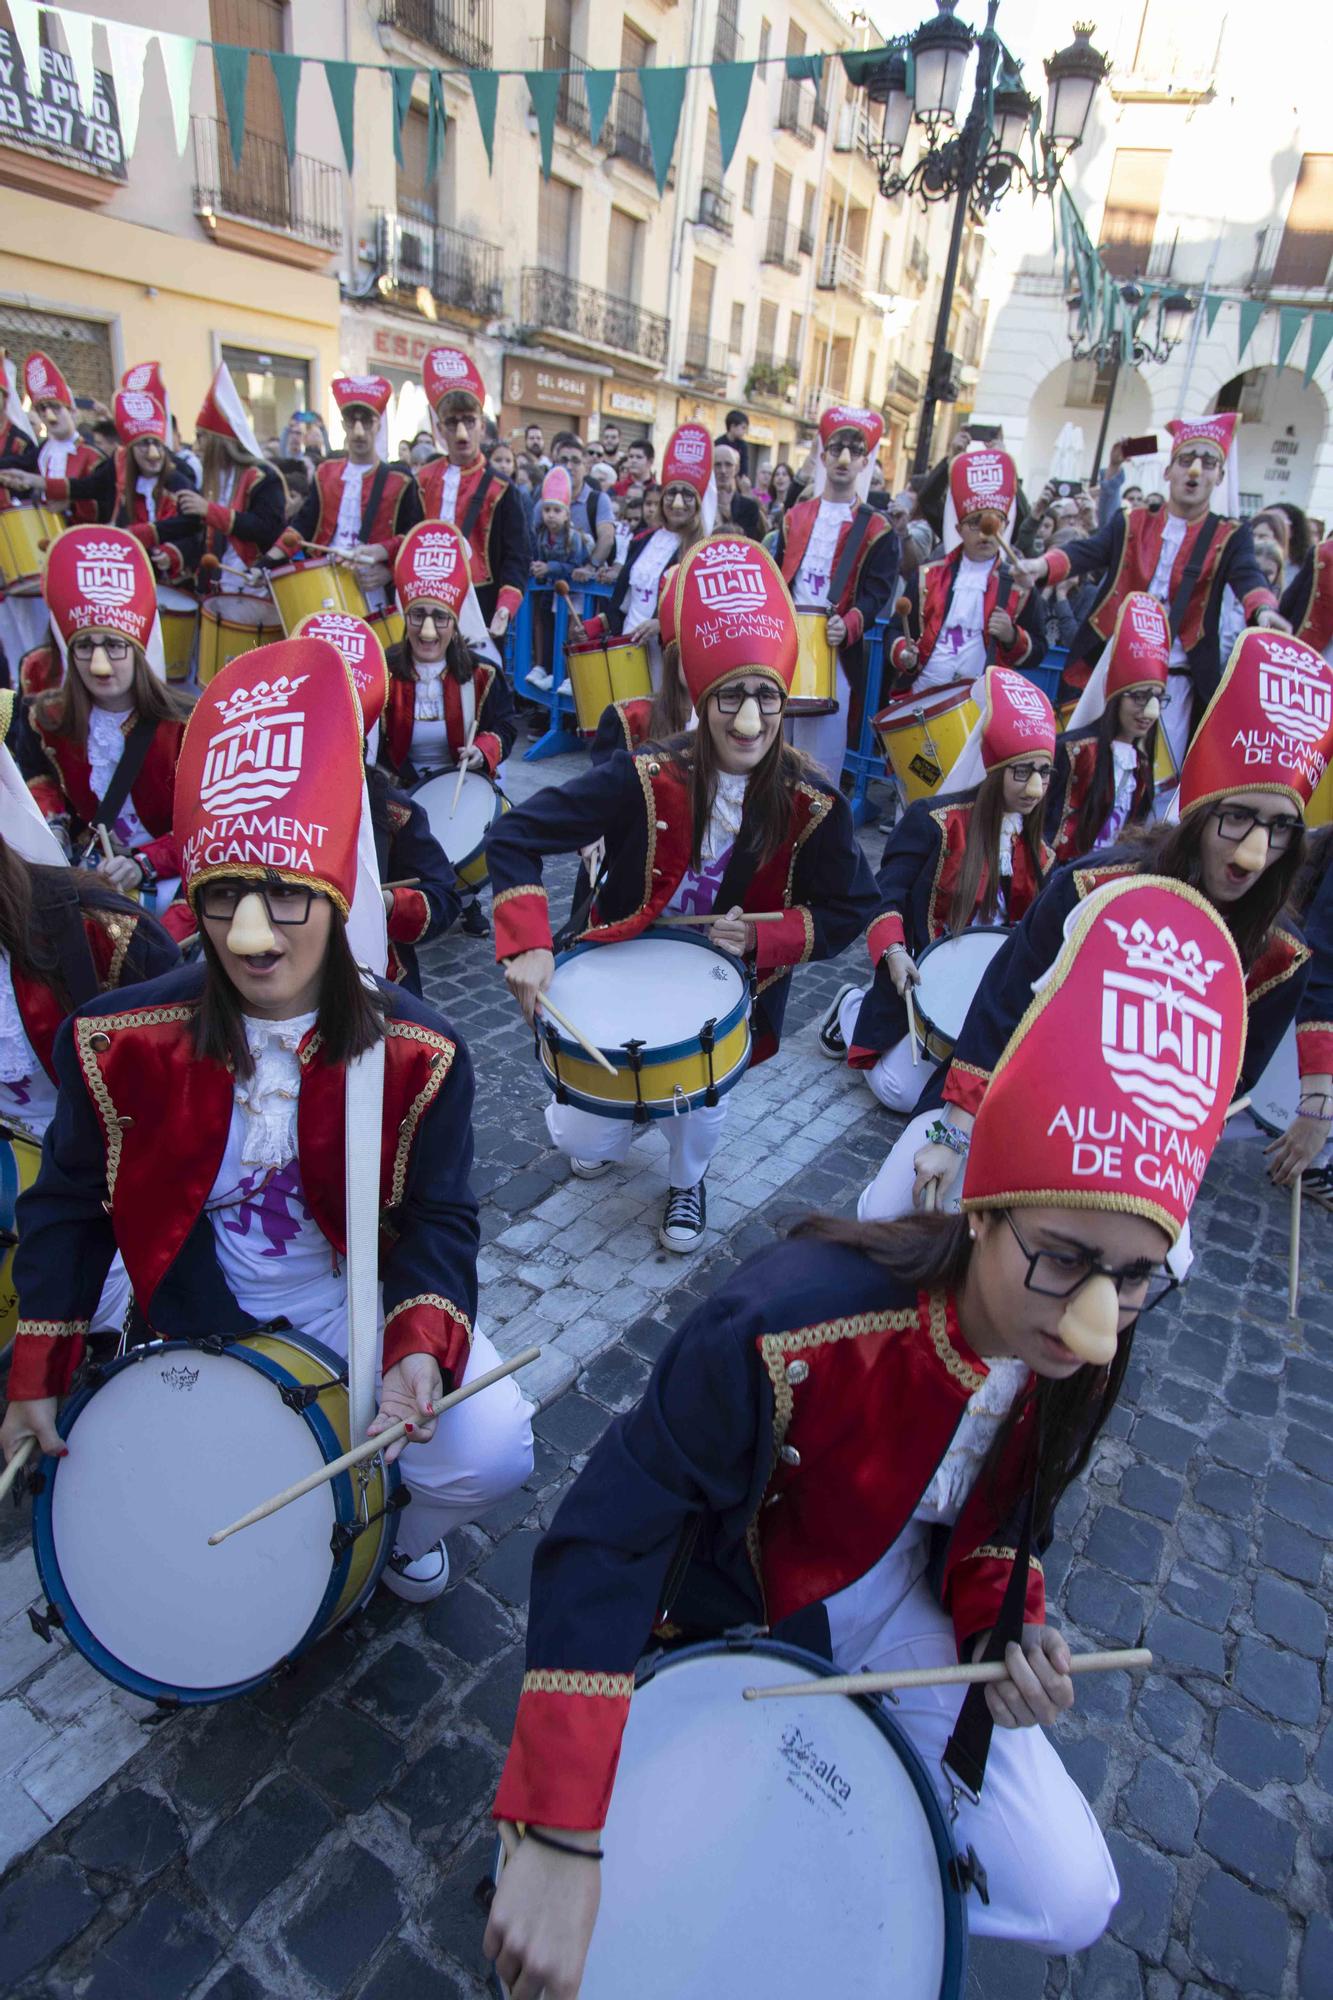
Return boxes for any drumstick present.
[554,579,588,645]
[380,877,421,891]
[450,720,479,816]
[977,509,1024,571]
[1289,1175,1302,1317]
[903,979,921,1068]
[208,1346,541,1545]
[95,826,116,866]
[655,912,791,926]
[1224,1095,1252,1123]
[743,1647,1153,1702]
[536,995,618,1078]
[0,1437,35,1504]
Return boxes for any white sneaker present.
[570,1156,615,1179]
[382,1538,451,1603]
[660,1180,706,1252]
[528,667,554,690]
[818,982,857,1059]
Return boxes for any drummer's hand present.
[176,489,209,518]
[710,905,755,958]
[897,641,919,672]
[1015,556,1048,589]
[505,947,556,1025]
[460,745,486,771]
[825,613,848,648]
[986,608,1016,645]
[484,1825,602,2000]
[150,548,172,574]
[628,617,658,645]
[354,542,388,567]
[1,1398,64,1463]
[885,945,921,995]
[570,566,593,584]
[382,888,395,916]
[1266,1109,1330,1186]
[972,1624,1074,1730]
[911,1141,963,1211]
[1255,607,1292,634]
[101,853,144,896]
[0,469,42,493]
[490,607,511,639]
[370,1351,443,1465]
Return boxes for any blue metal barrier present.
[510,582,612,763]
[842,615,890,829]
[1021,647,1067,705]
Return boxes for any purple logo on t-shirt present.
[672,846,733,919]
[219,1160,312,1258]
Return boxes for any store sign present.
[604,384,655,420]
[0,31,126,179]
[505,358,596,415]
[371,326,448,370]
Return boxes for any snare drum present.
[0,1123,41,1360]
[875,683,979,802]
[198,602,274,685]
[1249,1023,1298,1137]
[156,586,198,683]
[912,929,1012,1064]
[31,1331,400,1704]
[788,611,837,716]
[536,929,751,1119]
[366,605,406,655]
[566,637,653,734]
[269,558,371,636]
[413,769,510,890]
[492,1639,967,2000]
[0,504,62,592]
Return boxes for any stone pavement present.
[0,744,1329,1998]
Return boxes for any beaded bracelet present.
[523,1826,605,1863]
[1297,1093,1333,1122]
[925,1119,971,1157]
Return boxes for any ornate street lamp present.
[1043,25,1109,156]
[1069,280,1197,474]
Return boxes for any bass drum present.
[493,1639,967,2000]
[912,929,1012,1065]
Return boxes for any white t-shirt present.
[1147,513,1190,669]
[920,554,994,691]
[794,500,853,609]
[665,770,747,918]
[437,464,463,525]
[625,527,678,628]
[87,706,151,853]
[0,953,59,1138]
[39,436,79,481]
[136,474,158,523]
[334,461,370,551]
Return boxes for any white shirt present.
[1147,513,1190,669]
[87,706,150,853]
[1099,739,1141,847]
[665,770,747,918]
[0,953,58,1138]
[437,464,463,525]
[334,461,370,551]
[794,500,853,610]
[920,554,994,691]
[625,527,678,628]
[39,436,79,481]
[136,474,158,524]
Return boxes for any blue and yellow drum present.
[0,1123,41,1361]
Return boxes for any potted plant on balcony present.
[746,360,798,403]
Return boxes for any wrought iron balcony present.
[191,116,340,251]
[532,37,595,138]
[682,333,729,389]
[379,0,491,66]
[697,181,734,236]
[778,79,816,146]
[377,212,503,319]
[609,90,654,175]
[713,0,741,64]
[762,219,802,273]
[885,360,922,406]
[798,224,815,256]
[520,266,670,366]
[1248,222,1333,297]
[817,243,866,296]
[813,90,829,131]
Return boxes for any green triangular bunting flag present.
[390,66,417,169]
[213,45,250,170]
[324,61,356,170]
[710,60,753,172]
[841,45,891,88]
[526,70,561,181]
[584,68,616,148]
[1238,298,1266,361]
[1304,311,1333,387]
[786,52,823,86]
[469,70,498,172]
[269,52,302,164]
[1276,305,1307,372]
[427,70,447,182]
[640,65,687,197]
[1203,292,1225,336]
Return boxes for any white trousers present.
[546,1097,729,1188]
[838,985,941,1113]
[786,659,851,786]
[828,1524,1118,1956]
[859,1109,964,1222]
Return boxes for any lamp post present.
[866,4,1109,474]
[1068,283,1197,477]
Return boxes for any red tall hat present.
[114,388,167,446]
[950,448,1017,524]
[293,610,388,734]
[1166,414,1236,464]
[197,361,262,458]
[174,638,365,916]
[394,520,470,615]
[120,361,168,407]
[422,346,485,411]
[23,351,72,409]
[818,404,884,455]
[1106,592,1170,698]
[978,665,1056,770]
[43,525,157,650]
[1179,629,1333,817]
[333,374,392,417]
[660,424,713,497]
[669,534,797,710]
[964,876,1246,1244]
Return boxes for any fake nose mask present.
[1057,1271,1119,1367]
[226,891,278,957]
[86,642,116,681]
[730,695,764,740]
[1139,695,1161,725]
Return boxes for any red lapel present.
[917,553,961,663]
[385,676,415,772]
[11,968,65,1080]
[779,500,817,588]
[314,459,345,547]
[584,759,696,942]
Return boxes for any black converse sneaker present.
[817,982,857,1059]
[660,1180,706,1252]
[383,1538,451,1603]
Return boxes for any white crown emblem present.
[124,364,153,392]
[75,547,137,604]
[1129,600,1166,643]
[429,350,469,379]
[965,454,1006,492]
[672,431,707,464]
[28,360,49,389]
[1001,676,1048,721]
[416,537,459,579]
[694,542,767,614]
[121,392,156,424]
[1257,647,1332,746]
[1106,918,1224,997]
[201,686,307,818]
[215,674,309,727]
[304,612,369,663]
[1100,916,1226,1132]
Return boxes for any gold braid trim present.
[74,1005,193,1200]
[492,884,549,912]
[89,908,136,988]
[385,1292,472,1337]
[949,1058,991,1086]
[387,1024,457,1207]
[1247,926,1309,1006]
[970,1544,1045,1576]
[521,1669,635,1699]
[16,1318,89,1340]
[387,799,412,833]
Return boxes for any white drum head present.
[575,1649,950,1998]
[1249,1022,1298,1137]
[415,772,495,866]
[547,936,746,1048]
[50,1348,337,1690]
[916,930,1010,1043]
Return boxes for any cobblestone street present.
[0,751,1329,1999]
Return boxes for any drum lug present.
[722,1623,770,1651]
[329,1482,409,1559]
[622,1040,650,1125]
[27,1602,63,1644]
[700,1017,720,1108]
[280,1380,323,1412]
[198,1335,230,1357]
[948,1843,990,1906]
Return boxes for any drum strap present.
[826,505,876,616]
[1165,511,1222,643]
[39,877,98,1009]
[460,467,494,545]
[94,718,158,834]
[981,563,1014,668]
[344,1004,386,1445]
[358,461,391,545]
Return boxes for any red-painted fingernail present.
[57,1446,69,1459]
[403,1421,414,1434]
[424,1403,435,1417]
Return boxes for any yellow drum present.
[789,611,837,716]
[366,606,406,655]
[0,1122,41,1359]
[0,504,63,592]
[565,637,653,735]
[1152,723,1177,790]
[1308,761,1333,828]
[269,559,371,636]
[198,603,277,686]
[157,587,198,684]
[875,682,980,802]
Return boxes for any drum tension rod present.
[329,1484,410,1559]
[948,1845,991,1905]
[623,1039,649,1125]
[541,1020,569,1104]
[700,1017,719,1107]
[27,1601,63,1644]
[279,1378,343,1413]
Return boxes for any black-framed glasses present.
[405,605,453,631]
[70,636,131,664]
[1175,449,1223,471]
[1123,687,1170,711]
[1007,762,1053,787]
[714,682,785,715]
[1210,805,1303,853]
[1005,1212,1176,1315]
[827,436,868,458]
[197,881,318,926]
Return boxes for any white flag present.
[156,31,197,156]
[58,7,98,121]
[104,21,152,160]
[6,0,44,103]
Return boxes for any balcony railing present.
[885,360,921,405]
[1249,222,1333,297]
[762,218,802,272]
[682,332,729,389]
[191,116,340,248]
[834,103,878,157]
[748,351,798,400]
[778,79,816,146]
[609,90,654,175]
[817,243,866,296]
[798,223,815,256]
[528,39,664,180]
[813,90,829,131]
[712,0,741,64]
[520,266,670,366]
[697,181,734,236]
[378,212,504,318]
[531,38,596,138]
[379,0,491,66]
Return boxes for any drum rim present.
[873,682,978,732]
[489,1636,968,2000]
[912,927,1013,1042]
[32,1331,398,1705]
[412,772,509,878]
[540,926,751,1067]
[1248,1024,1298,1138]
